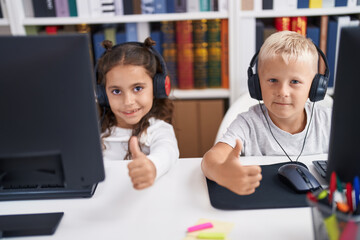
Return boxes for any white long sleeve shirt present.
[102,118,179,179]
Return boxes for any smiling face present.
[105,64,154,129]
[258,55,316,133]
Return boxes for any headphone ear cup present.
[248,69,262,101]
[309,74,328,102]
[153,73,170,99]
[96,84,109,108]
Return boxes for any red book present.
[221,19,229,89]
[176,21,194,89]
[274,17,291,31]
[291,16,307,36]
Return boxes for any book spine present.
[104,24,117,44]
[347,0,357,6]
[32,0,57,17]
[154,0,167,13]
[68,0,78,16]
[125,22,138,41]
[262,0,273,9]
[322,0,335,7]
[142,0,155,14]
[89,0,101,17]
[221,19,229,89]
[274,0,297,9]
[0,2,3,18]
[193,20,208,88]
[123,0,134,14]
[176,20,194,89]
[319,15,328,75]
[116,24,126,44]
[200,0,210,11]
[241,0,254,10]
[290,16,307,36]
[76,0,91,17]
[93,30,106,61]
[306,26,320,47]
[309,0,322,8]
[23,0,35,18]
[187,0,200,12]
[55,0,70,17]
[114,0,124,14]
[175,0,186,12]
[161,21,177,87]
[218,0,228,12]
[133,0,142,14]
[150,22,163,53]
[275,17,291,31]
[297,0,309,8]
[335,0,348,6]
[207,19,221,88]
[166,0,175,12]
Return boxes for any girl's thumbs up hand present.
[127,136,156,190]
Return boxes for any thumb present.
[229,139,242,160]
[129,136,144,159]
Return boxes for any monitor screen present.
[0,34,105,200]
[326,26,360,183]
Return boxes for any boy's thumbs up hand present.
[127,136,156,190]
[218,139,262,195]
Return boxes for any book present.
[114,0,124,15]
[0,2,2,18]
[32,0,56,17]
[125,22,138,41]
[322,0,335,7]
[104,24,117,44]
[256,20,265,52]
[291,16,307,36]
[45,26,58,35]
[210,0,218,11]
[193,20,208,88]
[76,0,91,17]
[154,0,167,13]
[89,0,115,17]
[176,20,194,89]
[68,0,78,16]
[297,0,309,8]
[55,0,70,17]
[187,0,200,12]
[309,0,322,7]
[123,0,134,14]
[166,0,175,12]
[347,0,357,6]
[207,19,221,88]
[133,0,142,14]
[25,26,40,35]
[275,17,291,31]
[218,0,228,12]
[273,0,297,10]
[137,22,150,42]
[175,0,186,12]
[262,0,273,9]
[319,15,328,75]
[200,0,210,11]
[161,21,177,87]
[241,0,254,10]
[335,0,348,6]
[221,19,229,89]
[150,22,163,54]
[142,0,155,14]
[306,25,320,46]
[92,30,106,61]
[116,24,126,44]
[22,0,35,18]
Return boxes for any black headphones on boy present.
[96,42,171,108]
[247,44,330,102]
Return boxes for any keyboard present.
[312,160,328,178]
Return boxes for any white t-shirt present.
[218,102,332,157]
[102,118,179,179]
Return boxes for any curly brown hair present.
[97,37,173,159]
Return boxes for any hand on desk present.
[202,139,262,195]
[127,136,156,190]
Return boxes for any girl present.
[96,37,179,190]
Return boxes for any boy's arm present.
[201,139,262,195]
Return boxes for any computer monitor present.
[326,26,360,183]
[0,34,105,200]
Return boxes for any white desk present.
[1,155,328,240]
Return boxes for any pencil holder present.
[308,198,360,240]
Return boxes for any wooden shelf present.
[22,11,228,26]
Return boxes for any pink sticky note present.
[187,222,213,232]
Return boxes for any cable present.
[259,101,315,163]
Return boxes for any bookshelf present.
[231,2,360,104]
[2,0,360,103]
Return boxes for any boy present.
[201,31,332,195]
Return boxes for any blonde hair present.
[258,31,318,72]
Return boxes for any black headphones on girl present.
[96,42,171,108]
[247,44,330,102]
